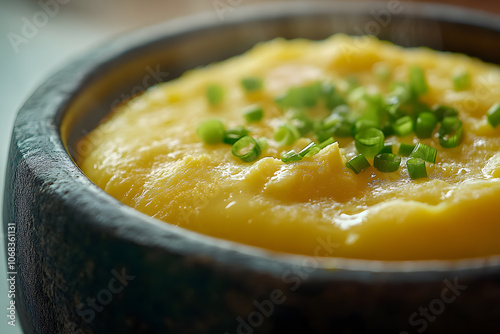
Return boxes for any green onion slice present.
[487,103,500,128]
[398,143,416,157]
[197,119,225,144]
[206,84,225,105]
[407,158,427,180]
[374,153,401,173]
[322,83,347,110]
[415,112,438,139]
[281,150,302,163]
[223,126,249,145]
[432,105,458,121]
[409,65,428,96]
[380,143,393,154]
[288,111,314,136]
[243,104,264,123]
[453,72,471,91]
[392,115,414,137]
[439,116,463,148]
[346,155,371,174]
[318,137,335,149]
[256,137,268,151]
[241,77,263,92]
[299,142,321,157]
[355,128,385,158]
[231,136,261,163]
[410,143,437,164]
[274,124,300,146]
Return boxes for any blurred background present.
[0,0,499,333]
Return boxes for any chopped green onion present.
[439,116,463,148]
[275,82,322,109]
[354,119,380,134]
[398,143,416,157]
[409,65,428,96]
[206,84,225,105]
[407,158,427,180]
[346,155,371,174]
[388,82,412,105]
[322,83,347,110]
[410,143,437,164]
[379,143,393,154]
[231,136,261,162]
[256,137,268,151]
[345,76,360,92]
[374,153,401,173]
[355,128,385,158]
[333,120,354,137]
[223,126,249,145]
[299,142,321,157]
[287,111,313,136]
[281,150,302,163]
[197,119,225,144]
[241,77,263,92]
[392,115,414,137]
[242,104,264,123]
[274,124,300,146]
[318,137,335,149]
[432,105,458,121]
[415,112,438,139]
[453,72,471,91]
[487,103,500,128]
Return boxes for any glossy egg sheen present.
[78,35,500,261]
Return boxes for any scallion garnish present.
[242,104,264,123]
[392,115,414,137]
[407,158,427,179]
[281,150,302,163]
[415,112,438,139]
[487,103,500,128]
[398,143,416,157]
[288,111,313,136]
[299,142,321,157]
[410,143,437,164]
[256,137,268,151]
[223,126,249,145]
[231,136,261,162]
[241,77,263,92]
[274,124,300,146]
[409,65,428,96]
[275,82,322,109]
[206,84,225,105]
[432,105,458,121]
[346,154,371,174]
[322,83,347,110]
[439,116,463,148]
[374,153,401,173]
[380,143,393,154]
[197,119,225,144]
[355,128,385,158]
[318,137,335,149]
[453,71,471,91]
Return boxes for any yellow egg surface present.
[78,35,500,261]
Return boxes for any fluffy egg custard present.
[78,35,500,261]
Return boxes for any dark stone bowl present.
[4,2,500,333]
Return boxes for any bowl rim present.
[11,1,500,282]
